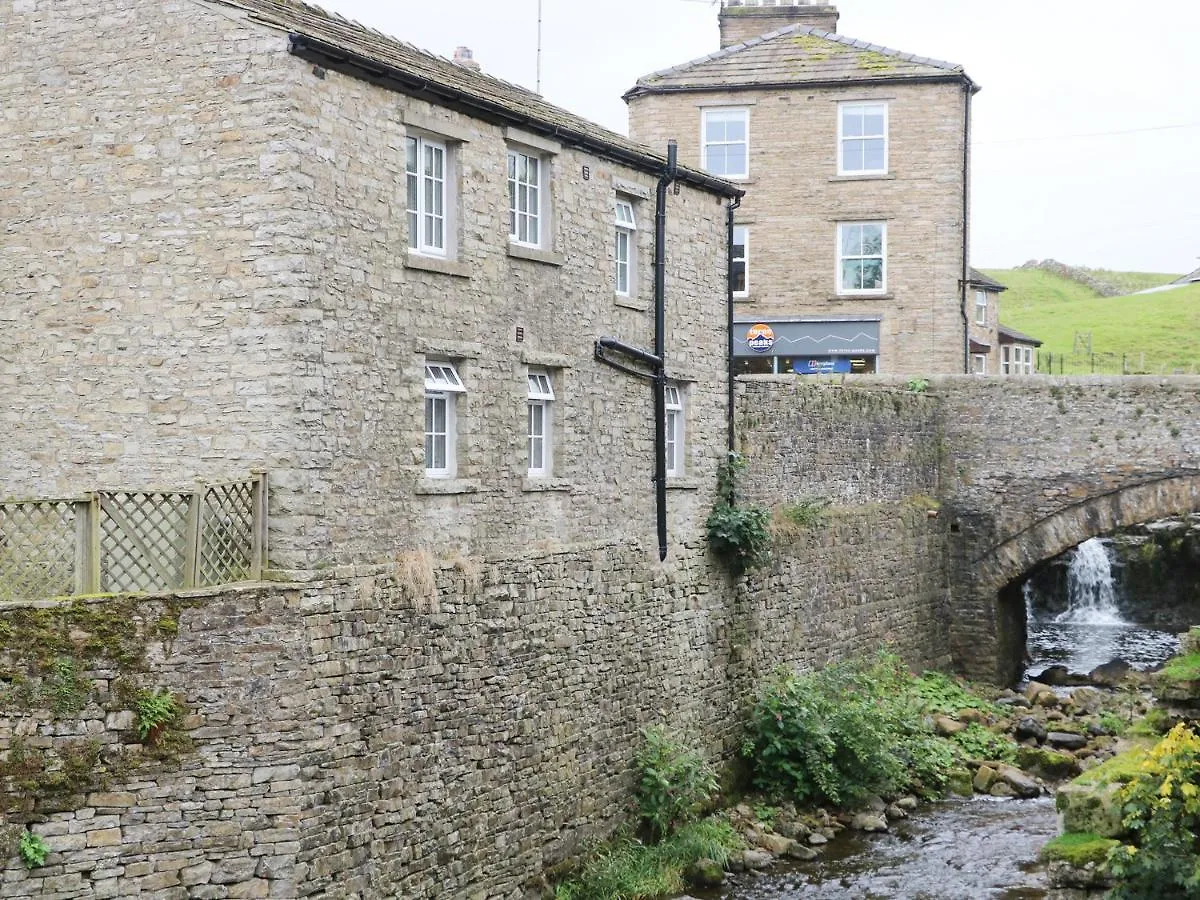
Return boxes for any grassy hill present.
[981,268,1199,375]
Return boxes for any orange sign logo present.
[746,323,776,354]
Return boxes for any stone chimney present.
[452,46,481,72]
[719,1,840,49]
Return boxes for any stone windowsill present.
[615,295,650,312]
[830,293,893,301]
[829,173,897,183]
[508,243,565,267]
[415,478,480,496]
[665,477,702,491]
[732,294,753,303]
[521,478,573,493]
[405,252,471,279]
[520,350,574,368]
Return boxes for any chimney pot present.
[452,46,481,72]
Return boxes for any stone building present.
[626,0,988,376]
[1,0,741,571]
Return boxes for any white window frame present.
[424,362,465,478]
[836,222,887,295]
[664,385,684,477]
[732,225,749,298]
[975,290,988,326]
[527,369,555,478]
[838,101,889,176]
[1003,345,1034,375]
[406,135,449,257]
[508,149,545,248]
[615,198,637,297]
[701,108,749,180]
[972,354,988,376]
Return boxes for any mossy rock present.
[946,768,973,797]
[1040,832,1120,867]
[1016,746,1081,781]
[1072,744,1151,787]
[1055,781,1126,838]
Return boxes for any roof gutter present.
[623,72,979,102]
[289,34,745,200]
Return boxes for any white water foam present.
[1054,538,1126,626]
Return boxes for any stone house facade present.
[1,0,740,571]
[626,0,990,376]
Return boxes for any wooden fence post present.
[250,470,267,580]
[183,484,202,588]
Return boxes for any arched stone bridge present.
[936,377,1200,683]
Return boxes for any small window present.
[1001,345,1011,375]
[975,290,988,326]
[508,149,544,247]
[424,362,465,477]
[615,198,637,296]
[702,108,749,179]
[972,354,988,376]
[664,385,684,477]
[839,102,888,175]
[407,136,449,256]
[732,226,749,297]
[838,222,886,294]
[527,369,555,477]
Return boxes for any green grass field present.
[981,268,1199,374]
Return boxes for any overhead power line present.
[977,121,1200,146]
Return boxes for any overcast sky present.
[320,1,1199,274]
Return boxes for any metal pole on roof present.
[536,0,543,94]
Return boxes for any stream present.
[707,538,1182,900]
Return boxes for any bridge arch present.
[952,473,1200,684]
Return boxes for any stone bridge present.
[739,375,1200,684]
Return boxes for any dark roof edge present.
[289,35,744,200]
[997,324,1043,346]
[624,72,979,102]
[967,268,1008,292]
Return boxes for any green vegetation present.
[1105,724,1200,898]
[742,654,973,806]
[1072,745,1151,788]
[909,670,1001,717]
[706,454,771,575]
[905,377,930,394]
[1158,652,1200,684]
[951,723,1016,763]
[774,498,830,531]
[1041,832,1119,867]
[980,268,1200,373]
[634,727,717,841]
[134,689,178,744]
[553,819,742,900]
[17,830,48,869]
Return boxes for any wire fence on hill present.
[1038,352,1199,376]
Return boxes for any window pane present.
[864,112,885,136]
[861,225,883,255]
[406,137,418,174]
[407,208,418,250]
[725,145,747,176]
[842,110,864,138]
[864,139,885,171]
[841,224,862,256]
[860,258,883,290]
[841,259,863,291]
[732,260,746,294]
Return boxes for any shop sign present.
[745,323,776,354]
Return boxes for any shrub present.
[743,654,948,806]
[1105,724,1200,899]
[134,688,177,743]
[634,727,717,841]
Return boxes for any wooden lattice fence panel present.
[0,501,78,601]
[97,491,192,594]
[197,480,258,587]
[0,473,266,602]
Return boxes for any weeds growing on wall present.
[17,830,48,869]
[706,453,771,576]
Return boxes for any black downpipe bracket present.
[726,196,742,465]
[653,142,679,561]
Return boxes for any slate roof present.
[207,0,742,197]
[626,24,972,98]
[998,325,1043,347]
[968,269,1008,292]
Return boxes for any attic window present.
[702,108,749,179]
[838,101,888,176]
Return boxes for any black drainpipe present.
[653,141,679,561]
[726,196,742,465]
[960,78,974,373]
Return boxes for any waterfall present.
[1054,538,1126,625]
